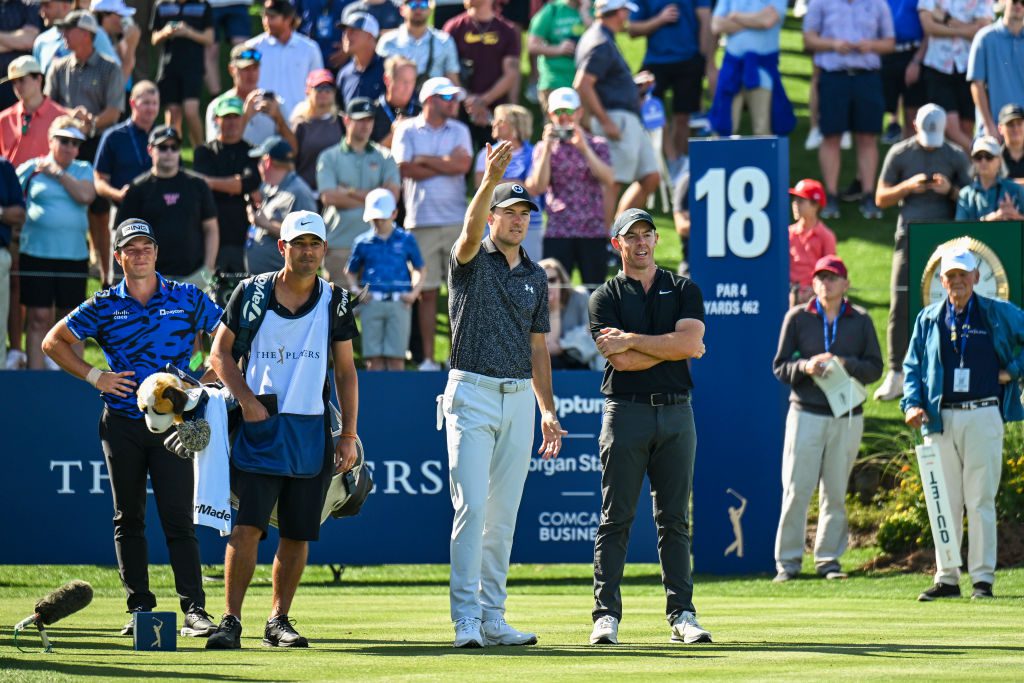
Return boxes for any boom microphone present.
[14,580,93,651]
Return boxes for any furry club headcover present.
[137,372,211,456]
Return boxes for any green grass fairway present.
[2,561,1022,681]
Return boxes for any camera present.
[554,126,574,142]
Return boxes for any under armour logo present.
[524,283,534,294]
[163,193,180,206]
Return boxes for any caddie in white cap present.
[206,204,360,650]
[902,242,1024,602]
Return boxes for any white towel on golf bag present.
[192,387,232,536]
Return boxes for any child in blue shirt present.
[346,188,424,370]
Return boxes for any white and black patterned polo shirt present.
[448,237,550,379]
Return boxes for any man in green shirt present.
[528,0,591,110]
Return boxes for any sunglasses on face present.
[314,83,335,92]
[553,109,576,116]
[438,93,456,101]
[156,144,180,153]
[973,153,996,161]
[56,137,82,148]
[407,0,430,8]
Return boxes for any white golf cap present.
[419,76,465,104]
[50,126,87,141]
[940,246,978,275]
[341,11,380,39]
[363,188,397,222]
[971,135,1001,158]
[547,87,581,113]
[280,210,327,242]
[915,103,946,149]
[90,0,136,16]
[595,0,639,15]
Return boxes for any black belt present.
[940,398,999,410]
[826,68,875,76]
[611,392,690,406]
[894,41,921,53]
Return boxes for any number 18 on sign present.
[688,137,790,574]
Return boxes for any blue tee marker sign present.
[688,137,790,574]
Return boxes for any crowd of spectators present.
[1,0,1023,372]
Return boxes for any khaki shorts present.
[411,223,461,290]
[592,110,659,185]
[360,298,412,358]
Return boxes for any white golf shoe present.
[481,617,537,646]
[589,615,619,645]
[670,611,712,644]
[453,617,484,648]
[873,370,904,401]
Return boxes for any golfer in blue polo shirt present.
[42,218,223,638]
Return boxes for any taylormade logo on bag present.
[195,504,231,520]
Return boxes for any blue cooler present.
[133,611,177,651]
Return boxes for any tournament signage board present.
[688,136,790,574]
[0,371,661,565]
[907,220,1023,328]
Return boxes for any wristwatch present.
[55,168,65,179]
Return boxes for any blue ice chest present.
[133,611,177,651]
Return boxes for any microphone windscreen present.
[34,580,94,625]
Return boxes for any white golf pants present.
[444,369,535,622]
[928,405,1003,586]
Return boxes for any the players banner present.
[0,371,661,566]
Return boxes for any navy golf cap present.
[611,208,656,236]
[490,182,539,212]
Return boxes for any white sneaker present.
[804,127,823,150]
[794,0,809,17]
[418,359,441,371]
[589,615,619,645]
[841,131,852,150]
[5,349,26,370]
[482,617,537,646]
[670,611,712,644]
[873,370,904,401]
[453,617,484,648]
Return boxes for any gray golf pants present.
[593,397,697,624]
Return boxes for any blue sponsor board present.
[688,137,790,574]
[0,371,658,565]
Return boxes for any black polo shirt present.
[1004,146,1024,182]
[116,169,217,277]
[448,237,550,379]
[589,268,704,396]
[192,139,261,249]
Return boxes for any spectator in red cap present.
[771,254,883,583]
[788,178,837,307]
[286,68,343,189]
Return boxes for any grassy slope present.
[1,561,1022,681]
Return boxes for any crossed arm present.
[597,318,706,371]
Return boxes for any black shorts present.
[543,237,609,289]
[881,50,927,112]
[158,68,204,106]
[644,55,706,115]
[19,254,88,309]
[923,66,974,120]
[230,417,334,542]
[818,70,885,136]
